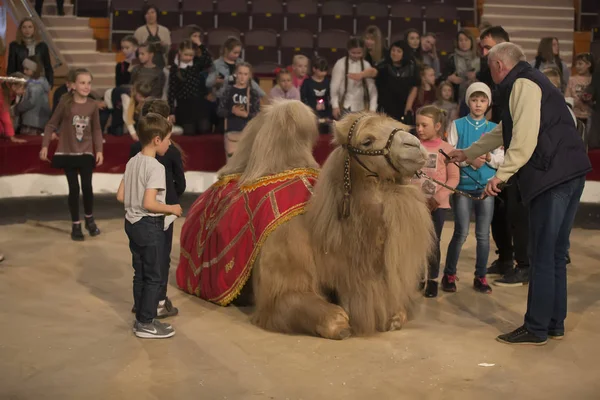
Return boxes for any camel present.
[177,102,434,339]
[252,112,434,339]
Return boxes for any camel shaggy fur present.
[218,98,320,183]
[251,112,435,339]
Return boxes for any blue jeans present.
[125,216,165,323]
[444,194,494,277]
[524,176,585,339]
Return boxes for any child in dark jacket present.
[301,57,332,134]
[129,98,186,319]
[115,35,139,87]
[167,39,212,134]
[218,62,260,157]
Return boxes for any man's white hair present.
[488,42,526,67]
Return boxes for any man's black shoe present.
[487,259,513,277]
[493,267,529,287]
[548,330,565,340]
[496,326,547,346]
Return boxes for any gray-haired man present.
[448,43,591,345]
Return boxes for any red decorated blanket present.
[176,168,319,305]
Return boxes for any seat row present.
[111,0,470,37]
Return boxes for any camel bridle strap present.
[340,115,403,219]
[414,171,487,201]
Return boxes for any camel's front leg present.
[387,309,408,331]
[252,224,352,340]
[253,292,352,340]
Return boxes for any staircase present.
[38,1,114,96]
[481,0,575,66]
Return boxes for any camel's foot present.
[316,306,352,340]
[388,310,408,331]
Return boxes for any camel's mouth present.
[389,142,428,177]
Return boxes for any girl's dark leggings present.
[64,166,94,222]
[428,208,447,280]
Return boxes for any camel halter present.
[415,149,507,203]
[340,115,403,219]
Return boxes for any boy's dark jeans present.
[125,216,165,323]
[428,208,447,280]
[159,223,174,301]
[524,175,585,339]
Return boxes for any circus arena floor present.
[1,195,600,400]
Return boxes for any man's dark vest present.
[498,61,591,203]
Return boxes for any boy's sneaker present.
[441,274,457,292]
[156,297,179,319]
[496,325,547,346]
[134,319,175,339]
[71,223,84,241]
[493,267,529,287]
[424,280,438,298]
[548,330,565,340]
[473,277,492,294]
[487,259,513,277]
[84,216,101,237]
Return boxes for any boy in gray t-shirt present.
[117,113,182,339]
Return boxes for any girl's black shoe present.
[71,223,84,241]
[441,274,457,292]
[85,216,101,237]
[424,280,438,298]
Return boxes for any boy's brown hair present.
[137,112,172,146]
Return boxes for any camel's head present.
[334,112,428,179]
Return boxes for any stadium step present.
[482,0,575,67]
[41,2,74,16]
[46,26,94,40]
[39,0,117,97]
[61,50,116,65]
[42,15,89,28]
[485,0,575,8]
[481,14,574,30]
[484,3,574,19]
[53,38,98,51]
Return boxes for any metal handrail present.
[6,0,69,75]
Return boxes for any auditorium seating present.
[216,0,250,30]
[355,2,390,39]
[206,27,240,57]
[321,1,355,34]
[111,0,145,31]
[280,29,316,65]
[317,29,352,67]
[244,29,279,65]
[285,0,320,31]
[110,1,470,57]
[424,5,458,36]
[158,0,183,30]
[251,0,285,31]
[389,3,424,35]
[181,0,215,28]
